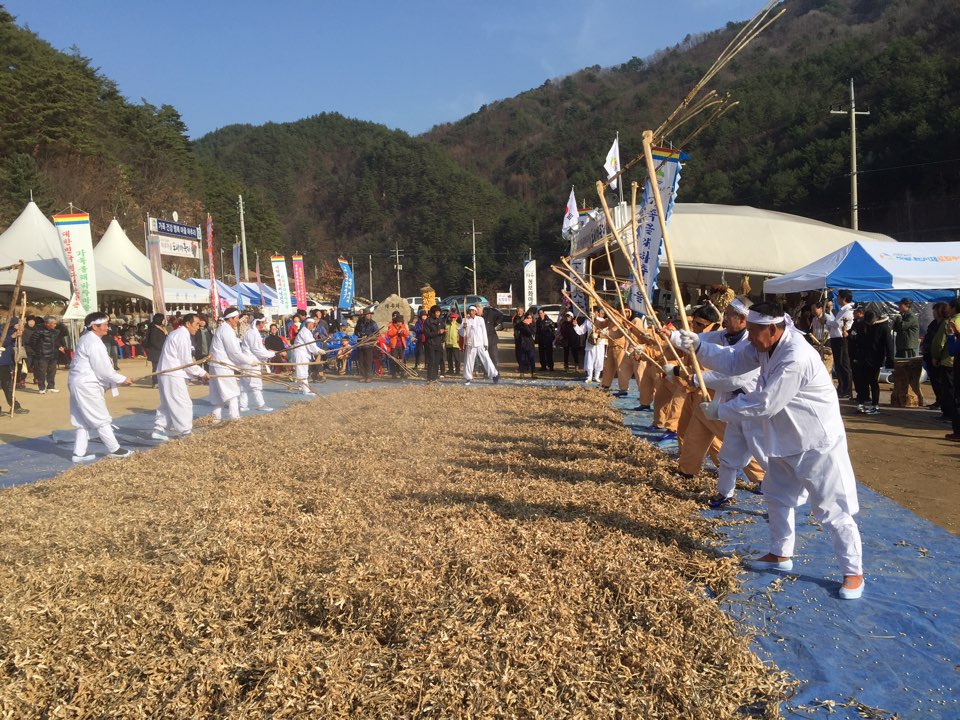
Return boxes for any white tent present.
[763,239,960,302]
[663,204,897,283]
[0,201,72,299]
[94,219,209,305]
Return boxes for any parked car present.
[438,294,489,312]
[404,296,422,315]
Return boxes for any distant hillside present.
[427,0,960,243]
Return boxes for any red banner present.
[292,253,307,311]
[206,214,220,320]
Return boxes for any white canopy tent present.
[94,219,209,306]
[0,200,72,299]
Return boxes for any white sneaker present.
[464,381,471,386]
[151,431,170,442]
[38,389,46,395]
[256,406,274,412]
[302,390,316,396]
[48,388,60,393]
[108,448,134,459]
[72,454,96,463]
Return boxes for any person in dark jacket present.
[856,310,895,414]
[848,306,870,409]
[478,305,506,373]
[511,307,525,371]
[559,311,583,370]
[142,313,168,386]
[412,309,428,370]
[28,315,64,393]
[0,318,28,414]
[20,315,36,386]
[535,308,556,371]
[891,298,920,358]
[353,309,379,383]
[422,305,446,382]
[517,312,537,379]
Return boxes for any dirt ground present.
[2,348,957,535]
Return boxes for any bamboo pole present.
[129,355,210,383]
[8,291,26,416]
[641,131,709,401]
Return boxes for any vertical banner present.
[569,258,588,315]
[523,259,537,310]
[206,214,221,320]
[291,253,307,311]
[255,255,266,306]
[632,147,686,312]
[232,243,241,284]
[53,212,98,317]
[271,255,292,313]
[146,237,167,316]
[337,257,355,310]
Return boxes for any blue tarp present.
[763,240,960,303]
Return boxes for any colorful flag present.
[337,257,355,310]
[562,187,578,234]
[604,136,621,190]
[271,255,292,312]
[206,214,220,319]
[53,212,97,318]
[291,253,307,311]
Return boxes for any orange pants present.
[601,343,625,389]
[617,353,656,404]
[677,404,764,485]
[652,376,685,431]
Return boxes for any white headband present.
[746,310,785,325]
[88,317,109,327]
[729,298,750,317]
[222,309,240,319]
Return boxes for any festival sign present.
[337,257,354,310]
[291,254,307,311]
[523,259,537,309]
[629,147,687,314]
[148,217,201,258]
[271,255,293,313]
[53,212,97,318]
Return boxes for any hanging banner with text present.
[271,255,293,313]
[337,257,355,310]
[523,259,537,310]
[53,212,98,319]
[205,214,221,319]
[630,147,687,313]
[291,254,307,311]
[148,217,202,258]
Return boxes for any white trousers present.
[716,421,767,498]
[763,436,863,576]
[73,423,120,457]
[584,344,605,381]
[155,375,195,436]
[462,345,497,381]
[239,372,265,410]
[211,396,240,421]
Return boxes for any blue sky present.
[6,0,765,139]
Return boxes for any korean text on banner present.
[271,255,292,313]
[337,257,354,309]
[630,147,687,313]
[206,214,221,319]
[569,258,588,315]
[53,213,97,317]
[291,254,307,311]
[146,237,167,316]
[523,259,537,309]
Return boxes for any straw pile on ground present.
[0,385,791,718]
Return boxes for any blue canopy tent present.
[763,240,960,303]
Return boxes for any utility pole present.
[238,194,250,281]
[393,242,404,297]
[470,219,482,295]
[830,78,870,230]
[368,254,374,301]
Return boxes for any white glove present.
[661,363,675,376]
[692,373,700,388]
[674,329,700,352]
[700,400,720,421]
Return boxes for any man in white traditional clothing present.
[672,300,865,600]
[574,308,607,383]
[208,306,258,422]
[68,311,134,463]
[291,315,322,395]
[457,304,500,385]
[239,313,275,412]
[152,313,208,442]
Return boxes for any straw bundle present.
[0,386,791,718]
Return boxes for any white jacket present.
[458,315,489,348]
[157,326,206,380]
[696,328,845,457]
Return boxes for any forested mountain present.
[3,0,958,300]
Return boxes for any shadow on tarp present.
[612,393,960,719]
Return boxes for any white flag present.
[562,187,579,234]
[604,136,621,190]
